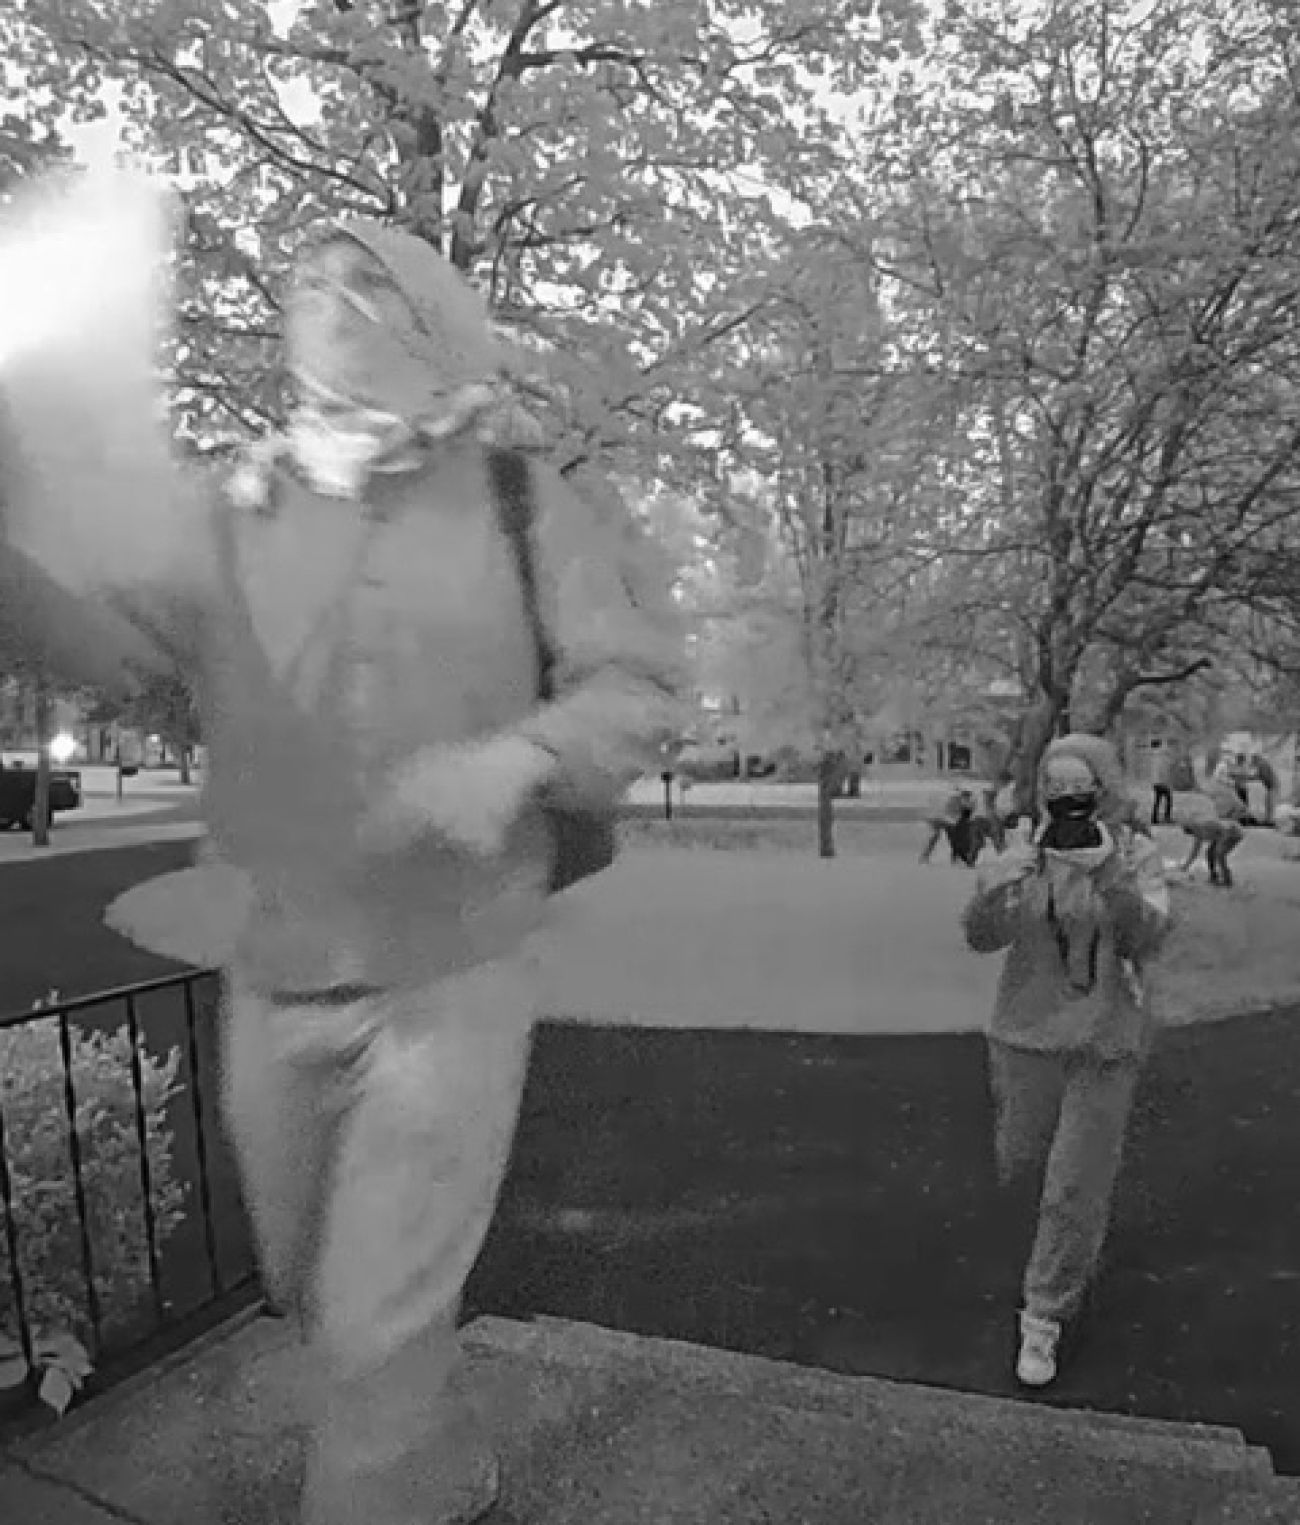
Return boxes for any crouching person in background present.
[1179,771,1250,887]
[1178,816,1246,888]
[962,735,1170,1389]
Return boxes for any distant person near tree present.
[1226,752,1256,814]
[1253,752,1278,827]
[977,783,1007,854]
[949,790,983,867]
[1150,746,1173,826]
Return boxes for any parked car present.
[674,739,741,782]
[0,764,82,831]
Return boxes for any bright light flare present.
[0,167,194,596]
[0,167,174,372]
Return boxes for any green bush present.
[0,1020,187,1412]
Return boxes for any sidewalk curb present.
[0,820,204,865]
[4,1301,267,1467]
[0,1460,150,1523]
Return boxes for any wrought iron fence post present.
[125,992,165,1325]
[0,1097,34,1374]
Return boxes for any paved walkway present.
[0,812,202,862]
[0,772,924,864]
[0,765,201,861]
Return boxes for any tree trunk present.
[816,750,841,859]
[32,679,50,848]
[177,744,192,786]
[1007,696,1066,820]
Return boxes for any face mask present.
[1042,792,1103,852]
[1046,792,1097,822]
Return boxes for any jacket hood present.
[306,220,504,423]
[1040,733,1142,832]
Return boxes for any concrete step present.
[7,1312,1291,1525]
[461,1316,1283,1524]
[481,1316,1274,1483]
[1195,1479,1300,1524]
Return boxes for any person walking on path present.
[920,784,972,865]
[1150,746,1174,826]
[962,734,1170,1390]
[0,216,684,1525]
[1254,752,1279,828]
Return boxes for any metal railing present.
[0,971,257,1414]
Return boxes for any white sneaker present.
[1016,1312,1061,1387]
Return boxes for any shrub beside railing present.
[0,973,255,1417]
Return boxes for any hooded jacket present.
[962,735,1171,1060]
[0,224,685,992]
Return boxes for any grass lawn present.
[619,814,1300,1026]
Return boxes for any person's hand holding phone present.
[976,841,1037,896]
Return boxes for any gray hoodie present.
[963,736,1171,1060]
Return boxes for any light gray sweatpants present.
[222,958,536,1525]
[988,1040,1141,1323]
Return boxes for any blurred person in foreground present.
[0,212,684,1524]
[962,735,1170,1389]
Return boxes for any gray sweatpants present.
[223,958,536,1525]
[988,1041,1141,1322]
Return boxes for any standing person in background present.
[1254,752,1278,828]
[1,215,685,1525]
[1150,745,1173,826]
[962,734,1170,1389]
[976,783,1007,855]
[948,789,982,867]
[1227,752,1256,815]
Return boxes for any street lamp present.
[49,732,77,765]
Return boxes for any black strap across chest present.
[486,448,556,705]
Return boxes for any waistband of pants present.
[265,982,386,1008]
